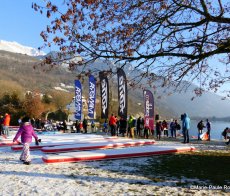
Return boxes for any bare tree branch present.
[33,0,230,96]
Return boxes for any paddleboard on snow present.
[42,145,196,163]
[11,138,133,151]
[41,140,155,153]
[0,140,21,147]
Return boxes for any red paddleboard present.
[11,138,134,151]
[42,145,196,163]
[0,140,20,147]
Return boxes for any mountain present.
[0,50,75,92]
[154,86,230,118]
[0,45,230,119]
[0,40,46,56]
[76,58,230,118]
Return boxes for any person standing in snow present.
[206,119,211,141]
[197,120,205,140]
[83,118,88,134]
[156,121,162,140]
[127,115,135,138]
[136,116,141,137]
[162,120,168,137]
[13,116,39,165]
[119,116,127,137]
[169,119,175,138]
[3,113,11,136]
[91,120,95,133]
[182,113,190,143]
[109,114,117,136]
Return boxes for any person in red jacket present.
[109,113,117,136]
[3,113,11,136]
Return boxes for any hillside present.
[0,50,75,91]
[0,51,146,116]
[0,50,230,119]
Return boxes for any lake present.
[182,120,229,140]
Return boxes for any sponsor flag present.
[99,72,109,119]
[117,68,128,119]
[88,75,96,118]
[74,80,82,120]
[143,90,154,130]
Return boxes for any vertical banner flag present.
[143,90,154,130]
[117,68,128,119]
[88,75,96,118]
[99,72,109,119]
[74,80,82,120]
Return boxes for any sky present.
[0,0,229,97]
[0,0,50,52]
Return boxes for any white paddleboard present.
[11,137,132,151]
[41,140,155,153]
[42,145,195,163]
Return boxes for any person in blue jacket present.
[182,113,190,143]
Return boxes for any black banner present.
[117,68,128,119]
[143,90,154,130]
[99,71,109,119]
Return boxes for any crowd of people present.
[1,112,229,145]
[106,114,150,138]
[15,113,229,146]
[102,113,229,146]
[0,112,229,166]
[105,113,185,141]
[196,119,211,141]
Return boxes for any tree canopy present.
[33,0,230,97]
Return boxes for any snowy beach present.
[0,135,229,196]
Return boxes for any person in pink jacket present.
[13,116,39,165]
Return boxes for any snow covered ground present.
[0,134,229,196]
